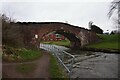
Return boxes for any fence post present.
[69,56,75,79]
[61,52,64,61]
[49,44,50,51]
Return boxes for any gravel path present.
[2,51,50,79]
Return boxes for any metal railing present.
[40,43,75,78]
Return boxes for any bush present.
[2,46,42,62]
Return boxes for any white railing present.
[40,43,75,78]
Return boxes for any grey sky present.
[1,0,116,33]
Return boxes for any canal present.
[40,43,119,78]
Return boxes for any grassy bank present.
[87,34,119,50]
[3,46,42,62]
[49,53,67,79]
[42,40,70,47]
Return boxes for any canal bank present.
[83,34,119,53]
[79,47,120,54]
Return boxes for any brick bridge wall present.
[11,22,100,48]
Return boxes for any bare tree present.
[108,0,120,18]
[2,14,24,47]
[108,0,120,29]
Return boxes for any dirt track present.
[2,51,50,79]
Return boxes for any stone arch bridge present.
[13,22,100,49]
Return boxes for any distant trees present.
[89,21,103,34]
[2,14,13,45]
[1,14,24,47]
[110,30,120,34]
[1,14,15,23]
[110,31,115,34]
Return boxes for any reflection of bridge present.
[15,22,100,48]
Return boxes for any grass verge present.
[49,53,67,79]
[42,40,70,47]
[87,34,120,50]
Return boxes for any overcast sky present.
[0,0,117,33]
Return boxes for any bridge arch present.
[40,29,81,49]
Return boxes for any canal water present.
[40,43,119,78]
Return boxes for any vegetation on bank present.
[2,14,43,62]
[49,53,67,79]
[42,40,70,47]
[87,34,119,50]
[2,46,42,62]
